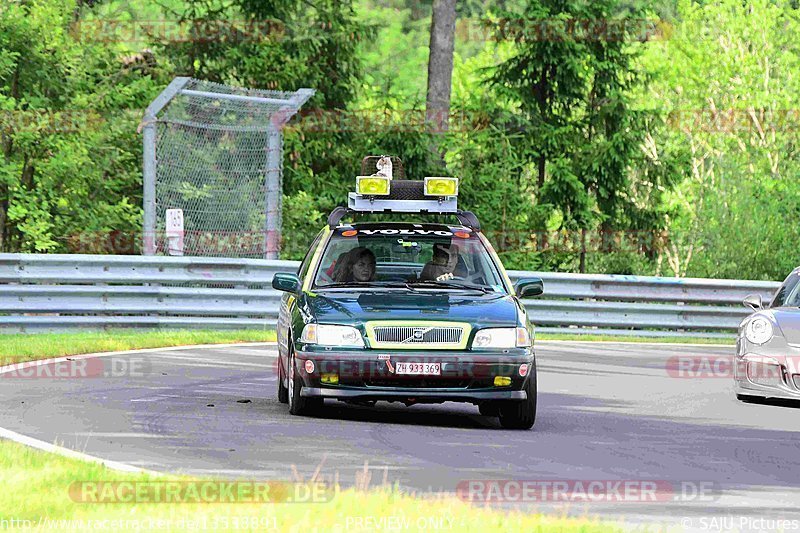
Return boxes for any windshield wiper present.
[408,280,494,294]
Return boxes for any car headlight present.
[744,317,773,345]
[300,324,365,347]
[472,327,531,349]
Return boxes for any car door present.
[277,230,324,363]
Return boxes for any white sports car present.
[735,268,800,402]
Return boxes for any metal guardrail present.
[0,254,781,337]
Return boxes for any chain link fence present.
[141,78,313,258]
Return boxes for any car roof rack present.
[326,206,482,232]
[330,154,481,230]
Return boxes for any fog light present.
[304,360,315,374]
[518,364,529,377]
[356,176,391,195]
[321,373,339,384]
[493,376,512,387]
[424,177,459,196]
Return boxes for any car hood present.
[771,308,800,345]
[303,290,523,328]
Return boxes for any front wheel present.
[478,402,500,417]
[499,371,537,430]
[288,351,322,416]
[277,356,288,404]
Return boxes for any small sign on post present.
[166,208,184,256]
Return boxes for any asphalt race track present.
[2,341,800,529]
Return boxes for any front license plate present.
[395,362,441,376]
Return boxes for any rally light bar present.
[329,168,478,229]
[349,176,460,214]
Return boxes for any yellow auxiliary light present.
[321,373,339,385]
[356,176,391,196]
[424,177,459,197]
[493,376,512,387]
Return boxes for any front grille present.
[372,326,463,345]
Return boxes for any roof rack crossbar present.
[326,207,481,232]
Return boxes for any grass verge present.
[0,439,625,532]
[0,330,277,365]
[537,333,732,345]
[0,329,732,366]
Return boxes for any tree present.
[425,0,457,133]
[490,0,658,272]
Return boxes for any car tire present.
[736,393,763,404]
[478,402,500,417]
[277,356,289,404]
[288,351,322,416]
[499,372,537,430]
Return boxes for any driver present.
[421,243,460,281]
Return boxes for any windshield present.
[312,226,509,293]
[773,270,800,307]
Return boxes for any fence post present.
[142,123,157,255]
[140,77,191,256]
[265,124,282,260]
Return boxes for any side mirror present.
[515,277,544,298]
[272,272,302,294]
[743,294,763,311]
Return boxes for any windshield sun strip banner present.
[337,228,472,238]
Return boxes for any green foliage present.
[1,0,799,283]
[641,0,800,279]
[0,0,169,253]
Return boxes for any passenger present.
[349,247,376,282]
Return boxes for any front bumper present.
[292,347,534,404]
[734,336,800,400]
